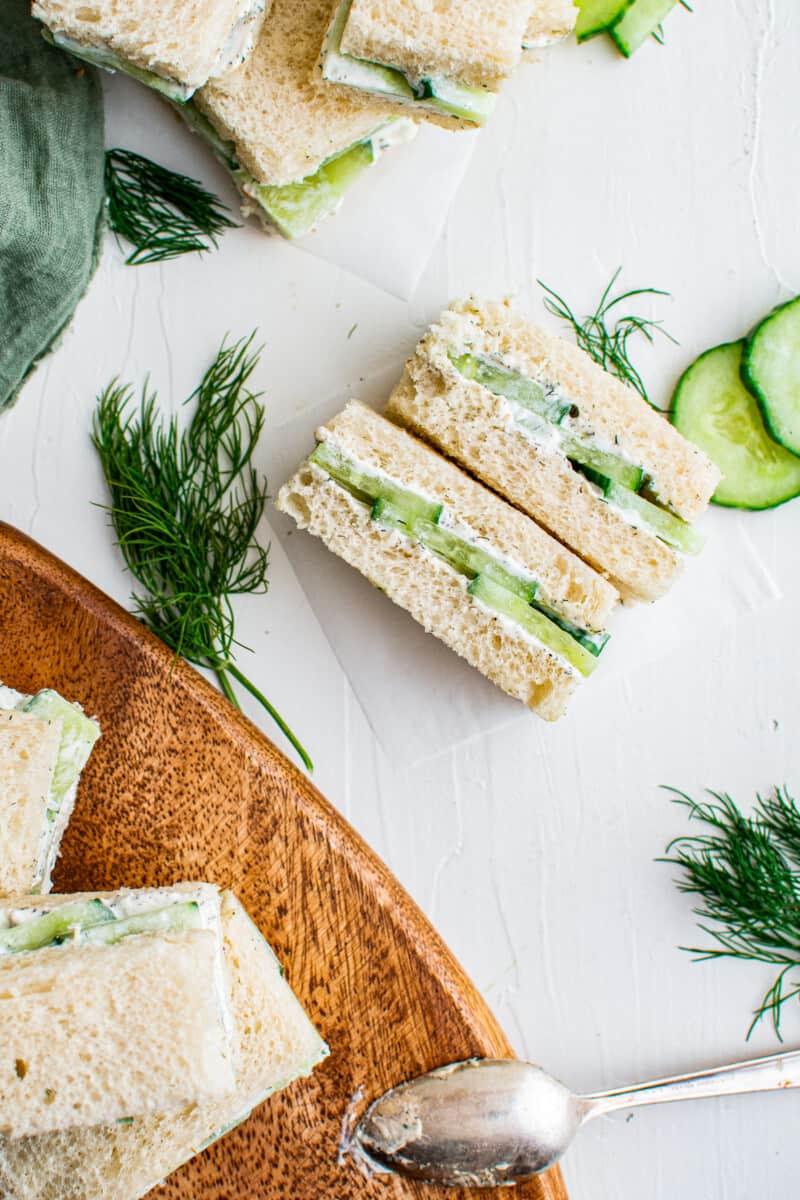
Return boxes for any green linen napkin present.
[0,0,105,412]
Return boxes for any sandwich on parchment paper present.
[0,890,328,1200]
[386,298,721,603]
[277,400,618,721]
[31,0,270,101]
[185,0,417,239]
[320,0,577,127]
[0,884,237,1138]
[0,685,100,898]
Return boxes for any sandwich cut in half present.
[0,684,100,898]
[0,891,328,1200]
[277,401,618,721]
[187,0,416,239]
[387,298,722,603]
[0,884,237,1138]
[32,0,270,101]
[320,0,542,128]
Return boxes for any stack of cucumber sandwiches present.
[278,299,721,720]
[31,0,582,240]
[0,685,327,1199]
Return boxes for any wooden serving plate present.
[0,522,567,1200]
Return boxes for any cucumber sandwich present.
[0,883,238,1139]
[386,298,722,603]
[0,890,327,1200]
[320,0,569,127]
[32,0,269,101]
[277,401,618,721]
[186,0,416,239]
[0,684,100,898]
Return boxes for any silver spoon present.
[353,1050,800,1188]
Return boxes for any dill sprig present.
[92,333,312,771]
[105,148,236,266]
[662,786,800,1039]
[537,268,678,408]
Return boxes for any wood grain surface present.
[0,521,567,1200]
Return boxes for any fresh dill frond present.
[537,268,678,408]
[662,786,800,1039]
[92,333,312,771]
[105,148,237,266]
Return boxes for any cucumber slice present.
[575,0,636,41]
[469,575,599,678]
[672,341,800,510]
[419,77,496,126]
[449,351,645,491]
[43,30,194,101]
[603,480,703,553]
[22,690,100,820]
[311,441,443,523]
[0,900,113,954]
[742,296,800,456]
[610,0,678,55]
[235,139,376,240]
[80,902,202,945]
[371,499,538,604]
[532,603,610,657]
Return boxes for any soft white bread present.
[524,0,577,47]
[0,892,327,1200]
[0,890,236,1138]
[195,0,398,186]
[32,0,268,90]
[0,712,60,898]
[338,0,534,88]
[277,401,618,721]
[387,298,722,602]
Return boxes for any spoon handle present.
[583,1047,800,1120]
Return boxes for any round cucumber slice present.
[742,296,800,456]
[671,340,800,510]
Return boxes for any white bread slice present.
[524,0,577,47]
[195,0,399,186]
[386,298,722,602]
[0,892,327,1200]
[0,888,236,1138]
[32,0,269,91]
[277,401,618,721]
[338,0,535,89]
[0,712,61,898]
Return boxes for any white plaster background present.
[2,2,799,1194]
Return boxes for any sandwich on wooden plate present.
[0,889,327,1200]
[185,0,417,238]
[277,400,618,721]
[321,0,577,127]
[31,0,270,100]
[387,298,721,602]
[0,684,99,898]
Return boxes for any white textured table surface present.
[3,3,800,1194]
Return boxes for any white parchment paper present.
[264,369,782,765]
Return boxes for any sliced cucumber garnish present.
[672,340,800,510]
[469,575,599,678]
[742,296,800,456]
[610,0,678,55]
[236,140,376,240]
[311,441,443,523]
[22,690,100,821]
[44,30,194,101]
[80,902,202,945]
[575,0,636,40]
[449,350,645,492]
[0,900,114,954]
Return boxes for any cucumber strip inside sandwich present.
[42,30,194,101]
[449,349,701,551]
[0,900,114,955]
[79,902,203,945]
[0,897,205,955]
[321,0,496,126]
[312,442,606,675]
[21,690,100,822]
